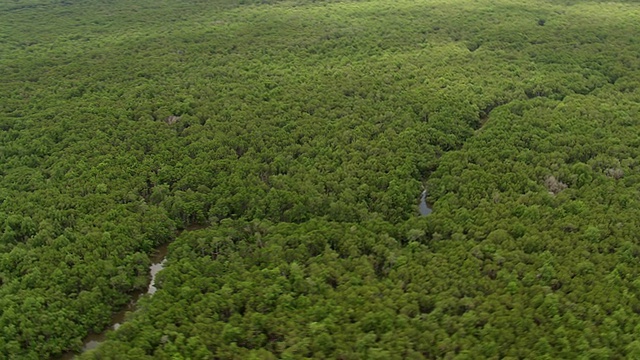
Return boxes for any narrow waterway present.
[419,190,433,216]
[60,224,206,359]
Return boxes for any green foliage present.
[2,0,640,358]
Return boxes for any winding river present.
[60,224,205,359]
[419,190,433,216]
[61,195,430,359]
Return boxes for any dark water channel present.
[419,190,433,216]
[60,224,205,359]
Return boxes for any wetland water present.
[419,190,433,216]
[61,196,431,359]
[60,224,205,359]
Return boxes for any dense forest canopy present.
[2,0,640,358]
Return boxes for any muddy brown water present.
[59,224,206,359]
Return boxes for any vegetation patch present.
[1,0,640,358]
